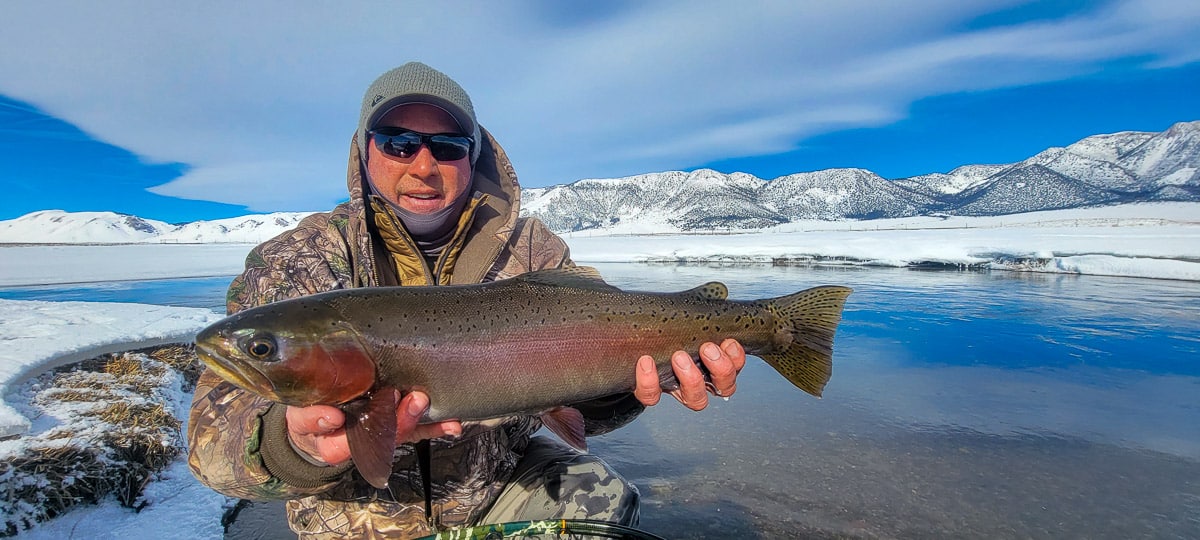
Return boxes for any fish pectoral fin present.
[343,387,399,489]
[540,406,587,452]
[513,267,621,292]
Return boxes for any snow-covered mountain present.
[0,210,313,244]
[525,121,1200,232]
[153,213,312,243]
[2,122,1196,242]
[0,210,172,243]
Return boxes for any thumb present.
[286,404,346,436]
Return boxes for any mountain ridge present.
[0,209,311,244]
[2,121,1196,242]
[524,120,1199,232]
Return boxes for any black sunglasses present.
[370,128,473,162]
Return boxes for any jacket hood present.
[345,126,524,285]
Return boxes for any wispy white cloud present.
[1,0,1197,212]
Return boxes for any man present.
[188,62,745,538]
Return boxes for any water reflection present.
[0,275,234,312]
[586,263,1200,538]
[6,264,1199,537]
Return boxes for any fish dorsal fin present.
[514,266,620,292]
[683,281,728,301]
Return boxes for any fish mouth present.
[195,340,281,402]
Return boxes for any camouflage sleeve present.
[490,217,573,280]
[500,218,646,434]
[188,213,358,500]
[226,212,358,312]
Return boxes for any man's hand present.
[633,338,746,411]
[285,391,463,466]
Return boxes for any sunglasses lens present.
[372,130,472,161]
[374,132,422,159]
[427,136,471,161]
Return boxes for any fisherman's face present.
[366,103,472,215]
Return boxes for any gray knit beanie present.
[357,62,482,164]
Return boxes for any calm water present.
[4,264,1198,538]
[0,275,233,312]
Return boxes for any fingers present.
[722,338,747,372]
[286,404,345,435]
[668,350,709,411]
[401,420,464,444]
[634,339,747,411]
[700,340,744,398]
[634,355,662,406]
[395,391,462,444]
[285,405,350,465]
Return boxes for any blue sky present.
[1,0,1198,223]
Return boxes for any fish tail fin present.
[756,286,852,397]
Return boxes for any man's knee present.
[484,437,640,526]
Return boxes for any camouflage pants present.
[480,436,641,526]
[290,437,639,539]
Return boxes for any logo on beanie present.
[371,94,384,107]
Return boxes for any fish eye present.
[244,334,277,360]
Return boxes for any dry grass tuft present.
[1,343,203,536]
[91,402,181,433]
[41,388,98,402]
[143,344,206,391]
[53,375,110,391]
[0,446,108,536]
[104,353,147,378]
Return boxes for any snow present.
[563,202,1200,282]
[0,204,1197,289]
[0,201,1198,536]
[0,300,224,438]
[1158,167,1196,186]
[0,244,257,286]
[0,300,226,538]
[0,209,314,245]
[14,460,229,540]
[0,210,171,244]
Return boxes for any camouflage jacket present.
[187,131,644,538]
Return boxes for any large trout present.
[195,267,851,488]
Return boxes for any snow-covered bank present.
[0,300,227,537]
[13,459,229,539]
[0,300,223,438]
[2,203,1199,286]
[563,204,1200,282]
[565,224,1200,281]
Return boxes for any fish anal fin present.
[541,406,587,452]
[682,281,728,301]
[343,386,399,489]
[514,267,620,292]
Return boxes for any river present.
[3,263,1198,538]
